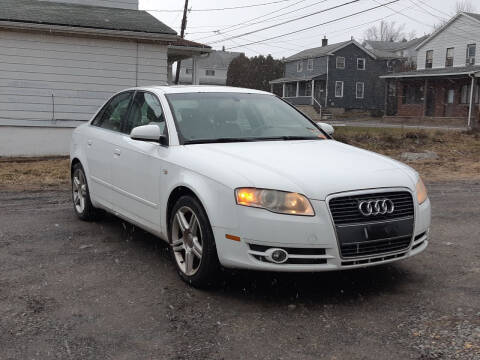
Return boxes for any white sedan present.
[70,86,430,287]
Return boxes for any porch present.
[382,67,480,128]
[269,74,327,111]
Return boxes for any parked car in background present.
[70,86,430,287]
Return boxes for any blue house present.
[270,38,399,115]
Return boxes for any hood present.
[179,140,417,200]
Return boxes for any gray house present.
[364,36,429,66]
[0,0,209,156]
[178,50,243,85]
[270,38,399,114]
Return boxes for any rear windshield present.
[165,92,326,144]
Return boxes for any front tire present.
[71,163,101,221]
[169,195,220,288]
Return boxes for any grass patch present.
[334,127,480,182]
[0,127,478,190]
[0,157,70,190]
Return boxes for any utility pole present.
[174,0,189,84]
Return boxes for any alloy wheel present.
[171,206,203,276]
[72,169,87,214]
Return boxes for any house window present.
[475,84,480,104]
[307,58,314,71]
[447,89,455,104]
[336,56,345,69]
[445,48,454,67]
[425,50,433,68]
[285,83,296,97]
[205,69,215,76]
[297,61,303,72]
[466,44,476,65]
[460,84,470,104]
[185,68,192,74]
[356,82,365,99]
[357,58,366,70]
[335,81,344,97]
[403,84,423,104]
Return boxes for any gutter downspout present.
[325,56,329,108]
[468,74,475,129]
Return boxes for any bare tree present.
[363,20,406,42]
[433,1,476,30]
[455,0,476,13]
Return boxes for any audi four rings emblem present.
[358,199,395,216]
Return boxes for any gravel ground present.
[0,182,479,360]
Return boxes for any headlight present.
[416,177,428,204]
[235,188,314,216]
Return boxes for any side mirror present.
[318,122,334,136]
[130,124,168,146]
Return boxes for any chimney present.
[322,36,328,47]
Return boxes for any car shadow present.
[100,214,417,305]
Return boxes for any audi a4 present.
[70,86,431,287]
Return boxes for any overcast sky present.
[140,0,473,58]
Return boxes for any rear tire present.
[71,163,102,221]
[169,195,220,288]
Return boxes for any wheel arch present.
[166,186,208,243]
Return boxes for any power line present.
[224,0,400,50]
[209,0,362,45]
[188,0,308,37]
[192,0,328,42]
[144,0,293,13]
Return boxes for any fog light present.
[265,248,288,264]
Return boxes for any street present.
[0,182,479,360]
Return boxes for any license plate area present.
[336,217,414,258]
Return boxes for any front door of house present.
[314,80,324,103]
[426,85,435,116]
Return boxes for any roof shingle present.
[0,0,177,36]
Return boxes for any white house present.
[0,0,209,156]
[178,50,243,85]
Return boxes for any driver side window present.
[124,92,166,135]
[93,92,133,132]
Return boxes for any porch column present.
[192,56,200,85]
[467,75,475,128]
[311,79,315,105]
[296,81,300,97]
[282,83,286,98]
[423,79,428,117]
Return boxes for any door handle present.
[87,140,93,146]
[114,148,121,156]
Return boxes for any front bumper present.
[213,195,431,272]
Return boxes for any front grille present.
[340,235,411,257]
[329,191,414,225]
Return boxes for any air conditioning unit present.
[468,57,475,65]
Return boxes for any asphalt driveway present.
[0,182,479,360]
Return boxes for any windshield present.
[165,93,326,144]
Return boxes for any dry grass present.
[0,157,70,190]
[334,127,480,182]
[0,128,479,190]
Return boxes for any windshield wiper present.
[183,137,260,145]
[256,136,323,141]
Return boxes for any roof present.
[369,49,404,60]
[0,0,176,36]
[365,36,429,52]
[169,38,211,50]
[380,65,480,78]
[180,50,243,70]
[465,12,480,22]
[284,40,382,61]
[416,12,480,50]
[269,72,326,84]
[134,85,272,95]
